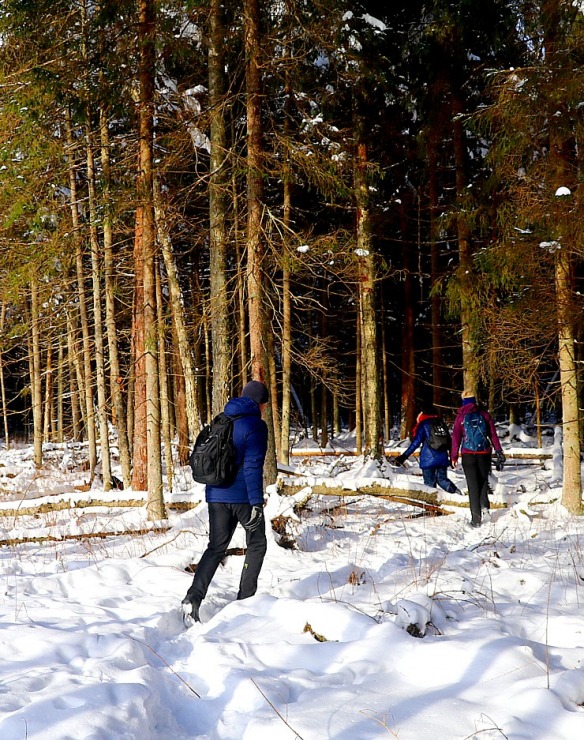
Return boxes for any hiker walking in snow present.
[181,380,269,626]
[392,406,461,495]
[451,390,505,528]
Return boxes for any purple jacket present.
[451,402,502,460]
[205,396,268,506]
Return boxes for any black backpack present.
[189,413,240,486]
[426,418,451,452]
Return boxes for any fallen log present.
[279,481,506,513]
[290,448,552,460]
[0,498,198,518]
[0,525,170,548]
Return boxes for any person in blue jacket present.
[181,380,269,625]
[392,406,460,494]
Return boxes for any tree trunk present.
[355,134,381,458]
[281,241,292,461]
[66,307,84,441]
[43,340,53,442]
[333,392,341,436]
[452,94,477,395]
[132,206,148,492]
[126,356,135,452]
[355,308,362,454]
[535,379,543,449]
[244,0,277,481]
[556,248,582,513]
[30,278,43,468]
[208,0,231,416]
[155,180,201,441]
[85,118,112,490]
[171,336,190,466]
[319,283,329,449]
[100,103,132,488]
[233,169,248,388]
[320,384,328,449]
[400,202,416,438]
[306,308,317,442]
[203,302,212,423]
[0,303,10,449]
[280,71,293,464]
[428,132,445,409]
[56,337,64,443]
[380,293,391,442]
[267,327,281,459]
[544,0,582,513]
[191,262,206,419]
[156,264,174,492]
[310,380,318,442]
[137,0,164,520]
[65,109,97,475]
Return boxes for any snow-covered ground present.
[1,426,584,739]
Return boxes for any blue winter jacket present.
[205,396,268,506]
[401,416,450,470]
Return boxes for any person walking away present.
[182,380,269,625]
[451,390,505,528]
[392,405,461,494]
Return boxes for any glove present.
[494,450,506,471]
[244,505,265,532]
[392,454,407,467]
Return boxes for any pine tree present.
[482,1,584,513]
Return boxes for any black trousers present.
[185,502,267,606]
[461,453,492,524]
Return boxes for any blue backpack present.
[462,411,489,452]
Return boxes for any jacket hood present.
[412,413,438,437]
[224,396,262,418]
